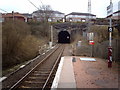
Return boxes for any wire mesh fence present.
[75,39,120,62]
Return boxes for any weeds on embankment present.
[2,20,49,72]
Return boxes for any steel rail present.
[42,45,64,90]
[9,44,61,90]
[2,44,58,83]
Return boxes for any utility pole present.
[88,0,91,32]
[12,11,14,21]
[88,0,94,57]
[49,25,53,48]
[88,0,91,15]
[87,0,91,38]
[108,0,113,68]
[51,25,53,43]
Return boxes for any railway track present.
[2,44,65,89]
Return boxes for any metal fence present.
[75,39,120,62]
[93,39,120,62]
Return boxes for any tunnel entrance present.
[58,31,70,43]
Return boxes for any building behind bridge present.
[1,12,33,22]
[107,1,120,20]
[65,12,96,22]
[32,10,65,22]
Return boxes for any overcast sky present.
[0,0,119,18]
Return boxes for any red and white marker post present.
[89,40,94,57]
[108,27,113,68]
[108,47,112,67]
[89,40,94,45]
[108,8,113,68]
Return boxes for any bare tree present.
[34,5,54,22]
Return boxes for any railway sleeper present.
[25,81,45,84]
[20,85,44,88]
[29,76,48,80]
[19,81,45,88]
[34,71,50,73]
[44,81,53,88]
[34,70,51,73]
[33,73,49,76]
[46,83,52,88]
[33,73,50,76]
[28,78,47,82]
[36,68,51,70]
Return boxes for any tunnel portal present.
[58,31,70,43]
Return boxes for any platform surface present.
[52,56,118,89]
[58,56,76,88]
[51,56,76,89]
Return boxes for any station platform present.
[51,56,76,88]
[51,56,119,89]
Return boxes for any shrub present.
[90,25,118,43]
[2,20,44,70]
[28,21,50,39]
[15,35,43,62]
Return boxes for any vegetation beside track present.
[72,25,120,62]
[2,20,50,71]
